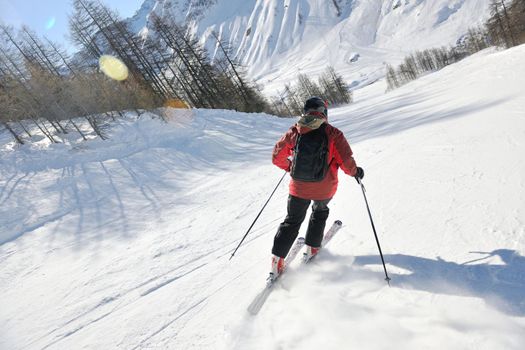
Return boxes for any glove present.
[354,167,364,181]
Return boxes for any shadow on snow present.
[353,249,525,317]
[0,92,511,246]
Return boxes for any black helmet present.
[303,96,328,117]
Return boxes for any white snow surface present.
[1,45,525,349]
[130,0,492,93]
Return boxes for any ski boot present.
[303,245,320,263]
[269,255,285,281]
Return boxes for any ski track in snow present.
[27,228,269,349]
[1,46,525,349]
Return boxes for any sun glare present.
[98,55,129,81]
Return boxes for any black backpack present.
[290,123,330,182]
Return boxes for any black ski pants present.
[272,195,331,258]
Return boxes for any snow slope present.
[131,0,491,92]
[1,45,525,349]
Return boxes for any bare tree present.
[487,0,514,47]
[508,0,525,44]
[385,64,400,91]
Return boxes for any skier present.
[270,96,363,278]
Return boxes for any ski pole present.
[230,171,287,260]
[357,178,391,286]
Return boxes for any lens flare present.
[98,55,129,81]
[160,99,193,124]
[164,99,190,109]
[45,17,56,30]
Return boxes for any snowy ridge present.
[130,0,491,92]
[1,46,525,348]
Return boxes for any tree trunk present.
[2,121,25,144]
[17,121,32,138]
[69,118,87,141]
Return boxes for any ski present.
[322,219,343,247]
[247,237,305,315]
[303,220,343,263]
[247,220,342,315]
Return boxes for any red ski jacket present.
[272,122,358,200]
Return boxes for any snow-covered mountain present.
[129,0,491,92]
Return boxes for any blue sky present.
[0,0,144,50]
